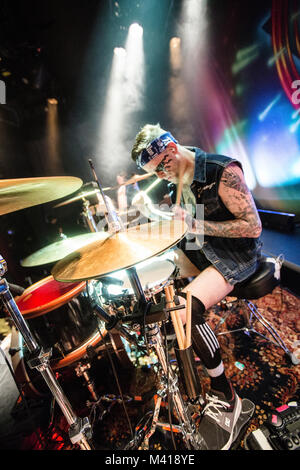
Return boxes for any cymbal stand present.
[81,199,99,233]
[88,159,124,233]
[0,254,92,450]
[126,267,202,450]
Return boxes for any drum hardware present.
[86,281,147,356]
[87,394,134,432]
[89,298,135,441]
[75,361,99,402]
[0,254,92,450]
[88,159,124,234]
[121,267,202,450]
[81,199,99,233]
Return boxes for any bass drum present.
[11,275,134,397]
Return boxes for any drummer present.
[130,123,262,450]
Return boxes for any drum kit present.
[0,170,204,450]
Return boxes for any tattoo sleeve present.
[192,163,262,238]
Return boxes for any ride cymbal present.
[52,219,187,282]
[0,176,82,216]
[21,232,108,267]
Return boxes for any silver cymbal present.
[21,232,108,267]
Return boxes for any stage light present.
[128,23,143,38]
[179,0,208,63]
[290,117,300,134]
[97,48,127,169]
[124,22,145,112]
[47,98,58,105]
[216,122,256,190]
[170,37,181,49]
[232,43,260,75]
[267,47,286,67]
[258,93,282,121]
[167,0,209,143]
[169,37,182,71]
[168,34,191,136]
[45,96,62,173]
[114,47,126,58]
[97,22,145,178]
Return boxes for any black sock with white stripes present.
[181,294,233,401]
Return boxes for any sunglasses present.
[153,154,170,174]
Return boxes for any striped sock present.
[192,322,233,400]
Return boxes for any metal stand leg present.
[0,255,93,450]
[146,323,201,449]
[216,299,300,365]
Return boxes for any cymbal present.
[52,219,187,282]
[20,232,108,267]
[0,176,82,216]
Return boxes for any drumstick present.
[164,285,185,350]
[175,160,185,206]
[168,284,186,347]
[166,284,186,349]
[144,178,161,194]
[185,290,192,348]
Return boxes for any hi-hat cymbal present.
[20,232,108,267]
[0,176,82,216]
[52,219,187,282]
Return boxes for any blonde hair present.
[131,123,168,162]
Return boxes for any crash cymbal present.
[20,232,108,267]
[52,219,187,282]
[0,176,82,216]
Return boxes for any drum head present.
[16,275,86,319]
[103,256,175,296]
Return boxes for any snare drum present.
[11,275,133,396]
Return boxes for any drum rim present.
[16,275,86,319]
[51,326,107,369]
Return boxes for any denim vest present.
[171,147,262,285]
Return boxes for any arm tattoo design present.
[192,163,262,238]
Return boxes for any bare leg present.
[173,248,234,324]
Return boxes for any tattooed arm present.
[191,163,262,238]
